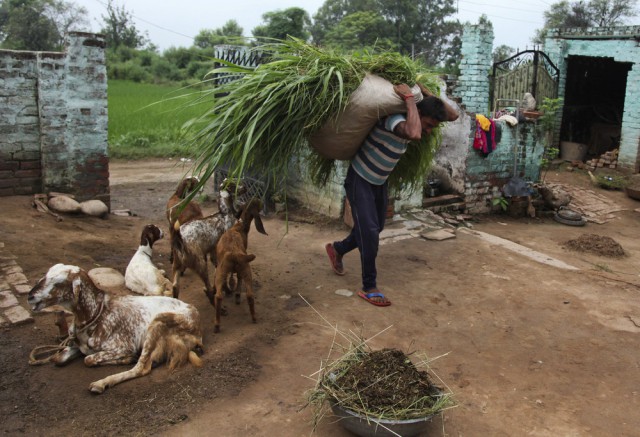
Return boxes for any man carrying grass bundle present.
[325,83,459,307]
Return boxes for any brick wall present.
[545,26,640,172]
[453,25,547,214]
[0,32,109,205]
[454,23,493,114]
[464,123,542,213]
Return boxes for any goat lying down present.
[214,198,267,333]
[125,224,173,296]
[171,178,246,304]
[28,264,203,394]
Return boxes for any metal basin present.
[330,399,435,437]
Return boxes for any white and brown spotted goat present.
[170,178,246,305]
[28,264,203,394]
[125,224,172,296]
[213,197,267,333]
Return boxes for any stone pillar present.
[454,24,494,114]
[0,51,41,195]
[619,64,640,172]
[40,32,109,206]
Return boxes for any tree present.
[534,0,638,43]
[410,0,461,67]
[252,7,311,41]
[310,0,378,44]
[48,0,89,47]
[0,0,88,51]
[100,0,149,50]
[194,19,245,48]
[323,10,395,51]
[310,0,462,68]
[493,44,516,65]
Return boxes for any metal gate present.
[490,49,559,109]
[211,45,270,211]
[212,45,266,88]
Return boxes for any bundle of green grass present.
[184,37,444,193]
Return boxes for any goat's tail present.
[230,253,256,264]
[171,225,186,263]
[188,350,203,367]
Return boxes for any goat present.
[213,198,267,333]
[28,264,203,394]
[124,224,173,296]
[166,177,204,266]
[170,178,246,305]
[166,176,204,231]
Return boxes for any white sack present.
[80,200,109,218]
[48,195,81,213]
[308,74,423,160]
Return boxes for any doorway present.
[560,56,632,158]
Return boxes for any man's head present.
[416,95,460,136]
[417,96,448,135]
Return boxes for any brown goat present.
[213,198,267,333]
[166,176,204,230]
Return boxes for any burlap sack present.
[308,74,423,160]
[80,200,109,218]
[48,195,81,213]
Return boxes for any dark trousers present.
[333,167,388,291]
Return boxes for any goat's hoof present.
[214,325,220,333]
[235,294,241,305]
[89,382,106,394]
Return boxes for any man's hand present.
[418,82,435,97]
[393,83,413,99]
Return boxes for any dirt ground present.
[1,159,640,437]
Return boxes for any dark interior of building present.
[560,55,632,158]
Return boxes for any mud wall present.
[0,32,109,205]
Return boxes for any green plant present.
[184,37,442,194]
[492,195,508,211]
[537,97,563,181]
[594,174,629,190]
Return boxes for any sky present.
[75,0,551,53]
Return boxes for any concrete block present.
[3,305,33,325]
[6,272,28,284]
[0,290,18,308]
[14,284,31,295]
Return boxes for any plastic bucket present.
[560,141,588,161]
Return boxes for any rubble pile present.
[585,148,619,170]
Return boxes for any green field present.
[107,80,212,159]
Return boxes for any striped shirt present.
[351,114,410,185]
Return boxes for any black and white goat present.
[170,178,246,304]
[125,224,172,296]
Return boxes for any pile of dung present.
[329,348,445,417]
[563,234,625,258]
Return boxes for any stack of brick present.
[585,149,619,170]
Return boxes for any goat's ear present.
[70,270,85,304]
[254,214,267,235]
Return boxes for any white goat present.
[125,224,172,296]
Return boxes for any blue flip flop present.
[358,290,391,307]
